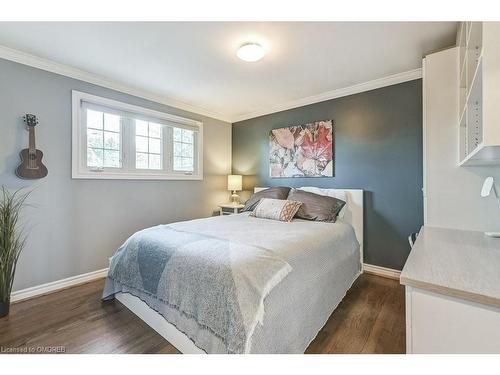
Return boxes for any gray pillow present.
[287,188,346,222]
[242,186,291,212]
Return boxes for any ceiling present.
[0,22,457,122]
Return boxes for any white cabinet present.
[401,226,500,353]
[457,22,500,166]
[406,287,500,353]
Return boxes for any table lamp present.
[227,175,242,205]
[480,176,500,238]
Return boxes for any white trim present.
[71,172,204,181]
[232,68,422,122]
[10,268,109,303]
[363,263,401,280]
[74,90,204,127]
[422,57,428,225]
[8,263,399,311]
[0,44,229,123]
[0,44,422,124]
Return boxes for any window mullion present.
[81,108,88,172]
[147,122,151,169]
[121,117,127,171]
[165,126,173,173]
[123,117,133,172]
[194,132,198,175]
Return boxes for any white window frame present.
[72,90,203,180]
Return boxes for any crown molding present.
[0,44,422,125]
[231,68,422,123]
[0,44,231,123]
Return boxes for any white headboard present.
[254,187,364,269]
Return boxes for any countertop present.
[400,226,500,307]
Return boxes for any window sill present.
[72,171,203,180]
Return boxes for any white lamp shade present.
[227,175,242,191]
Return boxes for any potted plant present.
[0,187,30,318]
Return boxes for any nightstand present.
[219,204,245,215]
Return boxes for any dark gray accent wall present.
[232,80,423,270]
[0,58,231,291]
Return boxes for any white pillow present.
[297,187,347,219]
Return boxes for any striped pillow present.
[250,198,302,222]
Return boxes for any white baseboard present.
[10,268,109,303]
[363,263,401,280]
[9,263,399,303]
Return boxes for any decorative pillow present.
[287,188,346,222]
[242,186,291,212]
[250,198,302,222]
[298,186,347,218]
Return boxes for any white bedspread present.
[170,212,361,353]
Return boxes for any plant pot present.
[0,300,10,318]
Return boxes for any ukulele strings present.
[28,123,34,169]
[29,127,33,169]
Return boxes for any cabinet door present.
[407,287,500,353]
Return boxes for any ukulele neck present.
[28,126,36,155]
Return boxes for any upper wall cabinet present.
[458,22,500,166]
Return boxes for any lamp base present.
[230,191,240,205]
[485,232,500,238]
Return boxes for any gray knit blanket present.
[102,225,292,353]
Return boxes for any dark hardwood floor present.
[0,273,404,354]
[305,273,405,354]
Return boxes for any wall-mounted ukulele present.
[16,114,48,179]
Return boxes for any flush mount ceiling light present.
[237,43,265,62]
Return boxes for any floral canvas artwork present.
[269,120,334,178]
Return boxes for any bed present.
[103,187,363,353]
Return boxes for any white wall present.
[0,58,232,292]
[424,47,500,232]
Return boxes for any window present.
[135,120,163,170]
[72,91,203,180]
[86,110,122,169]
[173,127,194,172]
